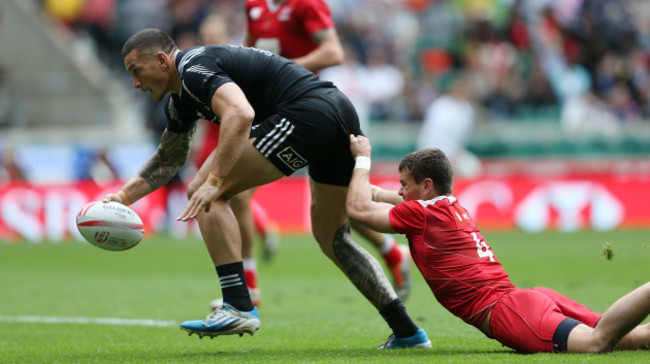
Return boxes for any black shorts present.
[250,87,362,186]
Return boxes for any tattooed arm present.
[103,126,195,206]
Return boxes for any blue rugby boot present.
[180,303,260,339]
[377,328,432,349]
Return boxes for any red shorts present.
[489,287,602,353]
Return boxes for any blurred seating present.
[12,143,95,184]
[7,0,648,163]
[104,142,157,181]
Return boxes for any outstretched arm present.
[177,82,254,221]
[346,134,396,234]
[104,127,194,205]
[371,185,405,206]
[292,28,344,73]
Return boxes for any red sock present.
[244,269,258,290]
[383,244,401,268]
[251,199,270,237]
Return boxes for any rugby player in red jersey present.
[347,134,650,353]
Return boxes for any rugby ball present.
[76,201,144,251]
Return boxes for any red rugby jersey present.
[245,0,334,60]
[390,196,516,327]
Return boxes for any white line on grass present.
[0,316,177,327]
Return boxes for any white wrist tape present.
[354,156,371,170]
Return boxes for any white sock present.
[379,234,396,254]
[243,257,257,271]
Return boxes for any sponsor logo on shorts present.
[277,146,307,171]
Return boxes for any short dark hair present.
[399,148,453,195]
[122,29,177,58]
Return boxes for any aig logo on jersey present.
[277,146,307,171]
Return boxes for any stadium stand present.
[0,0,147,149]
[1,0,650,167]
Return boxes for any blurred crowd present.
[3,0,650,184]
[39,0,650,126]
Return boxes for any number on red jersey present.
[452,204,495,262]
[472,232,495,262]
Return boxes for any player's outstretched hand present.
[177,182,220,221]
[102,190,133,206]
[103,193,124,204]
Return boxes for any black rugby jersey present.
[165,45,334,132]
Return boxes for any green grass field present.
[2,229,650,363]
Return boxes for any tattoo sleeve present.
[138,126,195,191]
[333,221,398,309]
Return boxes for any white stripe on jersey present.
[177,47,205,77]
[257,118,295,157]
[167,98,179,120]
[186,64,217,77]
[418,195,457,208]
[181,80,202,104]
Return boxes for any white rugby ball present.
[76,201,144,251]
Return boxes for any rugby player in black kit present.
[103,28,430,348]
